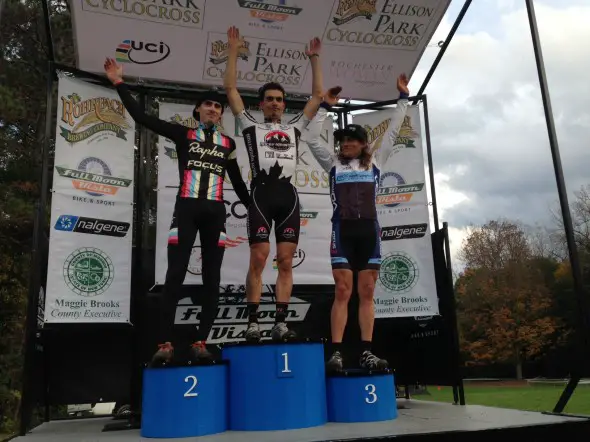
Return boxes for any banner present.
[69,0,451,101]
[352,105,439,318]
[155,188,333,285]
[156,102,332,195]
[44,76,135,323]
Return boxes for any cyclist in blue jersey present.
[104,58,250,366]
[306,76,410,371]
[223,26,325,343]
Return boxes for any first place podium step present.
[141,362,228,439]
[221,340,327,431]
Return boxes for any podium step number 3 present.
[327,371,397,423]
[141,364,228,439]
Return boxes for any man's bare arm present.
[223,26,245,116]
[301,38,324,121]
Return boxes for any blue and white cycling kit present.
[306,96,408,270]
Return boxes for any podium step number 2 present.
[141,364,228,439]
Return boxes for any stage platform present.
[13,400,590,442]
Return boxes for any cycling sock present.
[332,342,342,353]
[247,302,259,323]
[361,341,372,353]
[275,302,288,323]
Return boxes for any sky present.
[379,0,590,269]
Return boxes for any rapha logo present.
[115,39,171,65]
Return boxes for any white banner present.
[155,187,333,285]
[69,0,451,101]
[156,102,332,195]
[353,105,439,318]
[44,76,135,323]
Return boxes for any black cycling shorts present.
[330,219,381,271]
[247,182,300,245]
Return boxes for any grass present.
[420,381,590,416]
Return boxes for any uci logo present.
[115,39,171,65]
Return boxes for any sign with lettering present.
[44,76,134,324]
[353,105,439,318]
[69,0,451,101]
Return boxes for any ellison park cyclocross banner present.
[44,75,135,324]
[154,102,335,286]
[353,105,439,318]
[69,0,451,102]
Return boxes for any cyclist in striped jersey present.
[104,58,250,365]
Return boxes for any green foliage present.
[0,0,73,435]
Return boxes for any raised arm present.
[372,74,410,168]
[302,87,342,173]
[224,26,246,116]
[226,140,251,208]
[104,58,185,142]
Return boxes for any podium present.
[326,369,398,423]
[221,340,327,431]
[140,362,228,438]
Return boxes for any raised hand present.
[397,73,409,95]
[227,26,244,51]
[104,58,123,85]
[305,37,321,58]
[323,86,342,106]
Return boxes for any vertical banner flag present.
[155,103,335,285]
[44,75,135,323]
[353,105,439,318]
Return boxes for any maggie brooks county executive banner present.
[154,102,336,285]
[44,75,135,324]
[352,104,439,318]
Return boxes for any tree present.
[455,219,563,379]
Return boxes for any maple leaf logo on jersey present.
[264,130,292,152]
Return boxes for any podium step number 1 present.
[141,364,228,439]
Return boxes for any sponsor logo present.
[378,251,419,294]
[263,130,292,152]
[54,215,130,237]
[238,0,303,24]
[209,38,251,65]
[256,226,269,239]
[59,93,130,144]
[63,247,115,297]
[116,39,170,65]
[174,293,311,344]
[56,157,132,198]
[332,0,377,26]
[381,223,427,241]
[272,248,305,269]
[282,227,296,239]
[299,205,318,227]
[82,0,204,29]
[325,0,427,49]
[377,171,424,209]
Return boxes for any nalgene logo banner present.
[174,295,311,344]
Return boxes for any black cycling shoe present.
[359,350,389,370]
[188,341,214,363]
[326,351,344,372]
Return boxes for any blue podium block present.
[221,341,327,431]
[140,363,228,438]
[327,369,397,423]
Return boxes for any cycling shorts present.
[247,182,300,245]
[330,219,381,271]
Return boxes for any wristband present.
[320,101,333,111]
[113,79,124,86]
[308,54,319,59]
[399,91,409,99]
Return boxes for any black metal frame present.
[20,0,589,435]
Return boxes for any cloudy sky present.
[392,0,590,268]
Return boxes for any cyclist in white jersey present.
[224,25,325,342]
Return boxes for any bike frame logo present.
[377,171,424,208]
[379,251,419,294]
[56,157,132,197]
[237,0,303,24]
[332,0,377,26]
[59,93,130,144]
[63,247,115,297]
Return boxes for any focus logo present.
[54,215,130,237]
[264,130,292,152]
[115,39,171,65]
